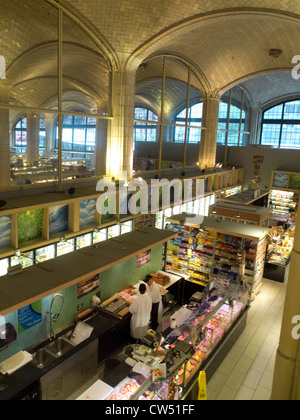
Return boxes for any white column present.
[271,210,300,400]
[94,117,107,176]
[198,96,220,168]
[0,84,11,187]
[248,106,262,145]
[107,65,135,180]
[26,113,40,166]
[44,116,55,156]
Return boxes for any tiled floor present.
[207,278,286,400]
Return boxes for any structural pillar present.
[26,113,40,166]
[44,115,55,156]
[271,209,300,400]
[107,63,135,180]
[248,105,262,145]
[198,96,220,169]
[0,84,11,187]
[94,117,107,177]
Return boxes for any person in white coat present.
[144,275,163,332]
[129,283,152,341]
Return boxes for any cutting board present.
[70,322,94,346]
[76,379,114,400]
[0,351,33,375]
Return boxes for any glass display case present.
[264,223,295,282]
[57,238,75,256]
[120,220,133,235]
[35,245,56,263]
[266,224,295,266]
[76,233,92,249]
[108,224,121,239]
[93,229,107,244]
[269,190,297,217]
[11,251,35,268]
[155,211,163,229]
[102,283,247,401]
[0,258,9,276]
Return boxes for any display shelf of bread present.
[267,224,295,266]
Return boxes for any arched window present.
[134,108,158,142]
[55,115,97,158]
[13,117,46,154]
[174,103,203,143]
[217,103,246,146]
[261,99,300,149]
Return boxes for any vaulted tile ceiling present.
[1,0,300,113]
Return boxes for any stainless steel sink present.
[30,335,76,369]
[45,337,75,357]
[31,348,58,369]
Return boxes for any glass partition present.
[0,0,112,191]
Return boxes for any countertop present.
[0,310,120,400]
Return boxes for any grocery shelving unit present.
[165,215,269,302]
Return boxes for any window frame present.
[133,107,159,143]
[260,99,300,149]
[13,117,46,153]
[54,115,97,154]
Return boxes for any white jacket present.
[129,293,152,339]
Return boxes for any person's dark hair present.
[144,275,151,284]
[139,283,147,294]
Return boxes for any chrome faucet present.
[46,294,64,339]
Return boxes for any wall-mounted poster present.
[80,199,96,229]
[49,205,69,236]
[273,172,289,189]
[136,249,151,269]
[289,174,300,190]
[18,209,44,244]
[77,274,99,299]
[0,215,11,249]
[18,301,42,333]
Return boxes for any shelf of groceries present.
[164,216,269,303]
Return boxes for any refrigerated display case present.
[93,229,107,244]
[57,238,75,256]
[11,251,35,268]
[269,189,297,224]
[264,223,295,282]
[108,224,121,239]
[120,220,133,235]
[35,245,56,262]
[0,258,9,276]
[101,282,248,401]
[76,233,92,249]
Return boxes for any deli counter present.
[78,272,248,401]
